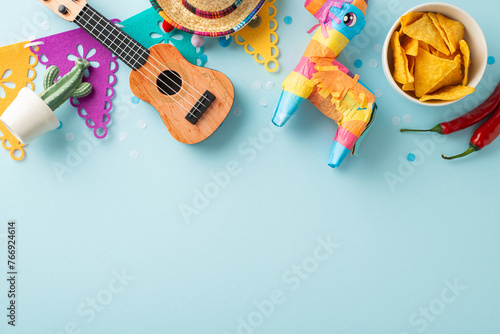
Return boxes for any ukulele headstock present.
[38,0,87,22]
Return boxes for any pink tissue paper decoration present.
[32,28,118,139]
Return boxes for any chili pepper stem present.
[400,124,443,134]
[441,144,480,160]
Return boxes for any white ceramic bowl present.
[382,2,488,107]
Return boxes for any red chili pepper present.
[442,103,500,160]
[401,82,500,134]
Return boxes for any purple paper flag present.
[32,28,118,138]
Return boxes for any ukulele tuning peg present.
[58,5,68,14]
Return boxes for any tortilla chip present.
[404,15,450,55]
[402,82,415,91]
[414,48,460,97]
[434,50,456,60]
[458,51,465,64]
[407,56,415,83]
[391,31,409,84]
[397,25,404,37]
[419,41,430,53]
[428,12,452,54]
[460,40,471,85]
[437,13,465,54]
[402,37,419,56]
[406,55,414,84]
[420,85,475,101]
[429,54,463,94]
[408,56,415,74]
[401,12,426,27]
[429,46,439,56]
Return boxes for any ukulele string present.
[53,0,198,116]
[65,0,210,110]
[69,0,209,109]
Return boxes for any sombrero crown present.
[151,0,266,36]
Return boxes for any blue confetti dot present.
[131,96,140,104]
[284,16,293,25]
[354,59,363,68]
[57,121,63,129]
[219,36,232,48]
[488,56,496,65]
[199,54,208,63]
[407,153,416,162]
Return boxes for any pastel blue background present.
[1,0,499,333]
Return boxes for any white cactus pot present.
[0,87,60,144]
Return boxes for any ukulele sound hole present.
[157,70,182,95]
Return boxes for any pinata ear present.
[305,0,368,18]
[304,0,328,17]
[351,0,368,16]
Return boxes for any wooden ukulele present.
[39,0,234,144]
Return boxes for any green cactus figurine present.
[39,58,93,111]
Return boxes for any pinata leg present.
[272,91,306,127]
[272,58,316,127]
[327,102,375,168]
[328,126,358,168]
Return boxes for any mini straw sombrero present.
[150,0,266,37]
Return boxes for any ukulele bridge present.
[186,90,216,125]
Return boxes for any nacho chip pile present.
[390,12,475,102]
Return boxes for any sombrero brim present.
[150,0,266,37]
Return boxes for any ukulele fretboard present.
[75,4,149,70]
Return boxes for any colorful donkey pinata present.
[272,0,377,168]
